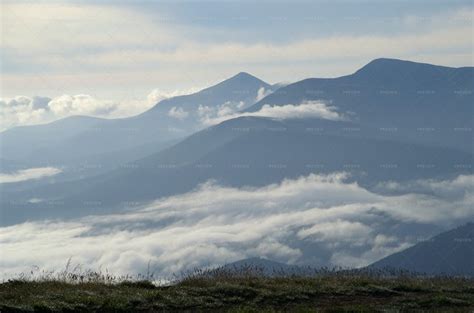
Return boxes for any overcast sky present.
[1,0,473,127]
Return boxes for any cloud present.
[168,107,189,120]
[0,173,472,279]
[297,220,372,245]
[0,95,123,131]
[200,100,347,126]
[0,87,200,131]
[0,96,52,131]
[147,87,200,105]
[2,84,272,131]
[197,101,246,124]
[375,175,474,199]
[256,87,272,102]
[2,4,472,98]
[0,167,62,184]
[1,3,175,53]
[48,94,117,117]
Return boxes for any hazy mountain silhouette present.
[0,72,270,167]
[142,71,270,117]
[1,59,472,225]
[369,222,474,276]
[247,58,473,152]
[2,116,471,225]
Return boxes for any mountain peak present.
[352,58,456,86]
[206,71,270,92]
[229,71,262,81]
[365,57,411,66]
[359,58,452,71]
[142,70,271,115]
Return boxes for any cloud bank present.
[0,88,198,131]
[3,3,472,98]
[200,100,347,126]
[0,173,472,279]
[0,167,62,184]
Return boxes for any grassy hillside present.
[1,273,473,312]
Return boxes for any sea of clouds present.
[0,172,472,280]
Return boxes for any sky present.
[1,0,473,129]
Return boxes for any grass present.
[1,265,473,312]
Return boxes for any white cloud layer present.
[0,88,197,131]
[168,107,189,120]
[0,173,472,279]
[47,94,117,117]
[2,4,472,97]
[0,167,62,184]
[200,100,347,126]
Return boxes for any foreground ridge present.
[2,273,474,312]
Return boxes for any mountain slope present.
[369,223,474,276]
[140,72,270,116]
[1,59,472,225]
[0,72,271,166]
[2,115,472,225]
[0,116,106,162]
[246,58,473,152]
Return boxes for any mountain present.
[369,223,474,276]
[1,59,472,225]
[247,58,473,153]
[351,58,472,89]
[127,72,271,130]
[0,115,105,161]
[142,71,271,116]
[0,72,270,162]
[2,115,471,225]
[0,72,271,177]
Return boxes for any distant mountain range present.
[1,59,474,223]
[247,58,473,153]
[0,72,271,170]
[369,222,474,276]
[1,58,473,277]
[1,58,473,226]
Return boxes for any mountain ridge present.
[0,72,271,166]
[1,58,472,228]
[369,222,474,276]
